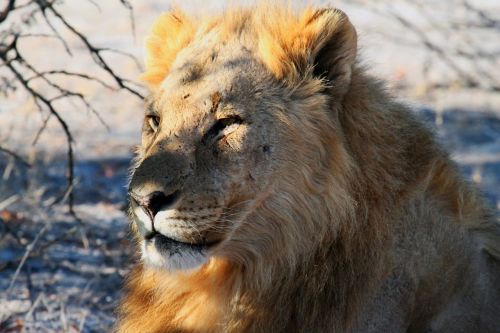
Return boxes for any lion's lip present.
[145,232,220,253]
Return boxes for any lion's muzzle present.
[129,189,180,238]
[128,169,219,271]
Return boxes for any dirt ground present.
[1,1,499,332]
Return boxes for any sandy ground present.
[0,1,499,332]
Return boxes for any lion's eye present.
[206,115,243,141]
[147,115,160,132]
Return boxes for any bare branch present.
[3,58,77,215]
[119,0,137,42]
[31,112,51,145]
[0,0,16,23]
[0,0,144,216]
[347,0,500,93]
[39,7,73,56]
[0,145,31,167]
[99,47,143,72]
[7,224,47,294]
[28,70,117,90]
[42,2,144,99]
[462,0,500,29]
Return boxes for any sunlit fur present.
[143,9,195,87]
[117,4,500,333]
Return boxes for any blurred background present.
[0,0,499,331]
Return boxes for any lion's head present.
[128,6,357,272]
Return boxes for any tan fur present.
[118,4,500,333]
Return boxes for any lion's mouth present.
[145,232,219,255]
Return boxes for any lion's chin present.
[141,234,209,271]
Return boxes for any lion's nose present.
[130,190,180,221]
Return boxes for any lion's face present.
[128,8,357,272]
[129,40,283,271]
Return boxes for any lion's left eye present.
[147,115,160,132]
[204,115,243,142]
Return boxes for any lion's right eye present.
[147,115,160,132]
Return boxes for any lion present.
[117,4,500,333]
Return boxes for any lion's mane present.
[117,4,500,333]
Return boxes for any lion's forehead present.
[156,37,267,111]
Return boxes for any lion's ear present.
[258,8,357,97]
[142,10,195,88]
[307,9,357,97]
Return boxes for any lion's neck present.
[118,230,386,333]
[118,258,240,332]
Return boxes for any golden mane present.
[142,9,195,87]
[142,4,356,87]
